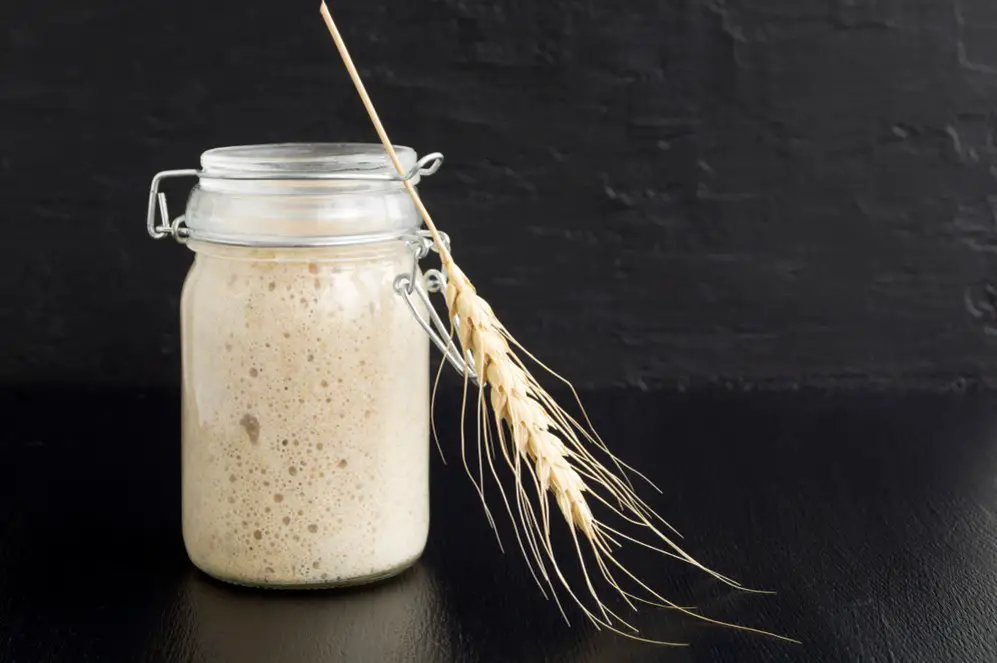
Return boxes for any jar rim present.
[200,143,419,180]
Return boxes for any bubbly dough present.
[180,243,429,586]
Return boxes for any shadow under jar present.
[150,144,440,589]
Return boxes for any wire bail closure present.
[395,234,479,384]
[145,152,446,243]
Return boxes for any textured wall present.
[4,0,997,388]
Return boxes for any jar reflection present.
[184,563,447,663]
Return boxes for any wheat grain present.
[443,261,796,643]
[320,1,797,645]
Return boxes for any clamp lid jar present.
[149,143,446,588]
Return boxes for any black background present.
[6,0,997,389]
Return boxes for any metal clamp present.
[146,152,446,242]
[396,233,477,383]
[147,169,198,242]
[402,229,452,295]
[395,270,478,383]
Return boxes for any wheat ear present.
[320,2,796,646]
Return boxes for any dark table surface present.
[2,385,997,662]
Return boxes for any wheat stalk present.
[320,2,795,646]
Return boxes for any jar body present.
[180,241,430,588]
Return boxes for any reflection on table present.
[181,563,448,663]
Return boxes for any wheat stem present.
[319,1,795,646]
[319,2,453,264]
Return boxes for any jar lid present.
[199,143,420,184]
[178,143,434,247]
[148,143,444,247]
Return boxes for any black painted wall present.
[5,0,997,388]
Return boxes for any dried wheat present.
[321,1,796,645]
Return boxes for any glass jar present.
[148,143,448,589]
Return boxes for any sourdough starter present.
[180,243,430,587]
